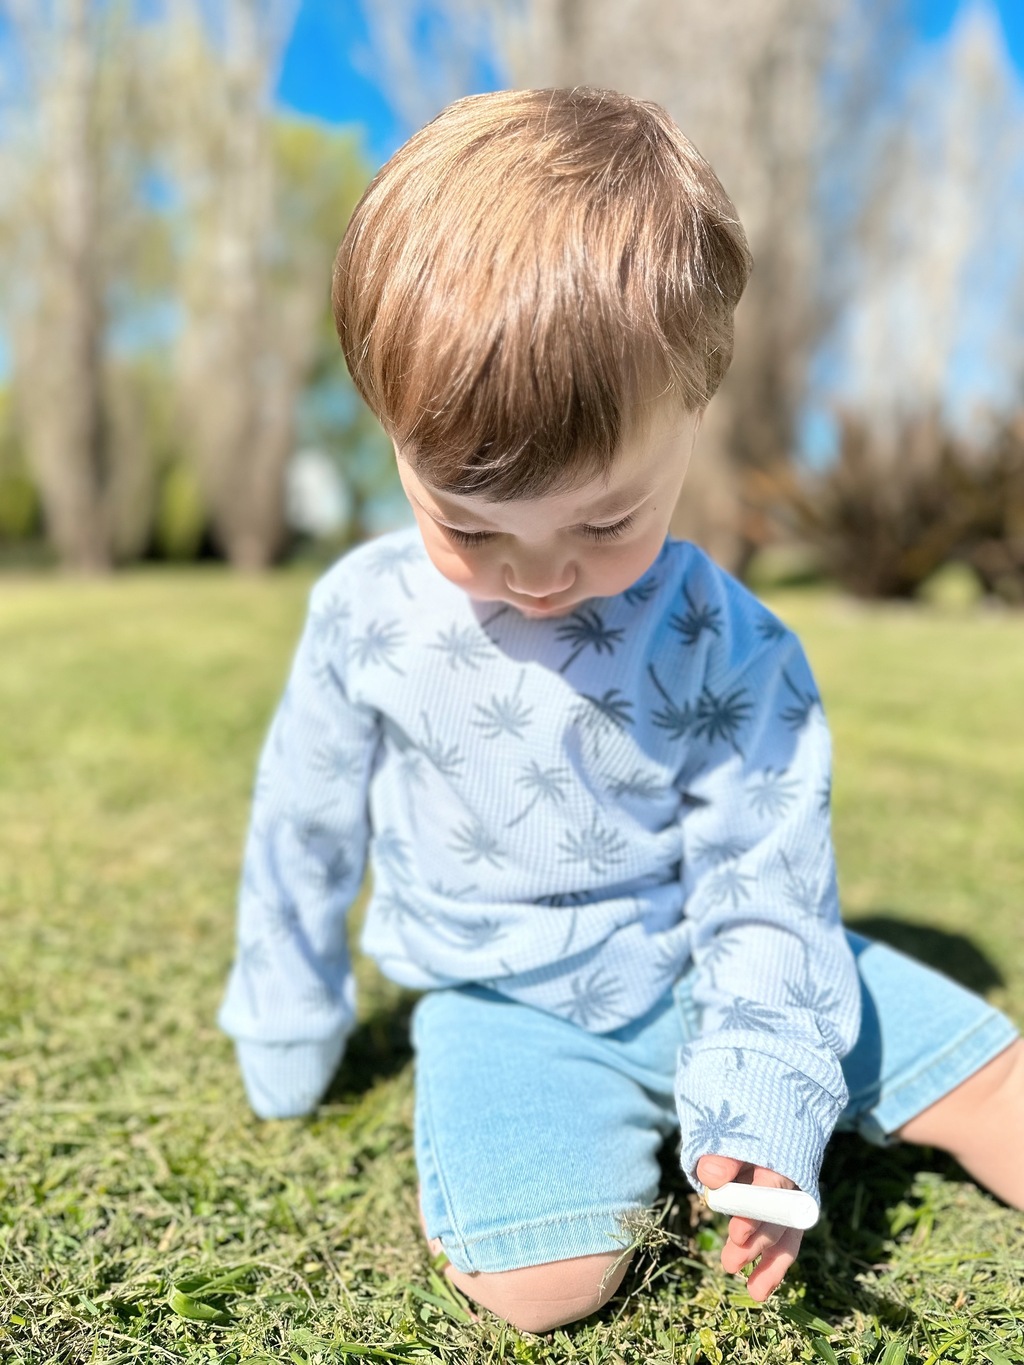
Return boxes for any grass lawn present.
[1,568,1022,1365]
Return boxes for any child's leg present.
[841,932,1022,1204]
[894,1038,1024,1207]
[410,984,681,1333]
[419,1196,632,1332]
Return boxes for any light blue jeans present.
[412,931,1019,1273]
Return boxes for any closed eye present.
[577,512,636,541]
[443,526,495,548]
[440,510,636,548]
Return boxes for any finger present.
[726,1213,761,1246]
[720,1221,785,1275]
[743,1227,803,1302]
[696,1154,751,1189]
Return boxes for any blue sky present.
[276,0,1024,166]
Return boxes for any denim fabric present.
[412,930,1019,1273]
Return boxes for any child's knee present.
[442,1249,633,1334]
[896,1037,1024,1148]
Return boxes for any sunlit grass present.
[1,571,1021,1364]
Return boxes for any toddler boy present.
[220,87,1022,1333]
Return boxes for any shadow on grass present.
[845,911,1005,994]
[626,1136,951,1334]
[323,990,420,1103]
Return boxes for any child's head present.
[333,86,751,616]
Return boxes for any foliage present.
[1,571,1022,1362]
[772,408,1024,600]
[153,460,208,561]
[0,392,38,541]
[0,6,376,571]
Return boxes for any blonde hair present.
[333,87,751,500]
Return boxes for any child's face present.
[396,401,702,618]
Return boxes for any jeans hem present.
[853,1012,1020,1145]
[434,1205,643,1275]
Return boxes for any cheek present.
[587,531,665,594]
[418,525,492,593]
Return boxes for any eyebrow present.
[423,485,653,531]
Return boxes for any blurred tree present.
[163,0,367,569]
[837,3,1023,422]
[0,0,161,570]
[768,3,1024,599]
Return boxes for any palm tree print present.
[694,838,749,867]
[693,685,752,755]
[679,1097,756,1162]
[368,541,422,598]
[399,752,427,790]
[419,713,464,780]
[572,688,634,757]
[430,623,495,671]
[310,594,351,647]
[310,741,364,785]
[557,968,624,1027]
[706,863,754,909]
[535,891,592,907]
[378,891,431,926]
[239,935,271,976]
[536,889,591,954]
[784,975,846,1053]
[778,851,823,917]
[472,671,533,740]
[719,997,784,1033]
[559,813,628,875]
[449,821,506,868]
[779,669,820,730]
[748,767,800,820]
[374,827,411,875]
[506,762,570,828]
[648,663,696,741]
[756,614,786,642]
[818,775,832,816]
[348,619,405,674]
[786,1070,825,1121]
[428,880,478,901]
[623,573,659,606]
[669,586,723,646]
[608,768,667,801]
[699,929,745,982]
[556,607,625,673]
[294,818,352,893]
[479,604,510,634]
[432,911,508,950]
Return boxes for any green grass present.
[1,571,1022,1365]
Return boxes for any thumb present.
[696,1154,746,1189]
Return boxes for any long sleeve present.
[218,576,379,1118]
[674,629,860,1205]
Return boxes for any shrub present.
[154,461,207,562]
[0,470,40,542]
[776,408,1024,599]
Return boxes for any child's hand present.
[696,1154,804,1301]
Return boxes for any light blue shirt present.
[219,530,860,1203]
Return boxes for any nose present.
[504,550,576,599]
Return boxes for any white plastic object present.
[703,1182,819,1230]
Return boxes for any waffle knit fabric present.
[219,529,860,1206]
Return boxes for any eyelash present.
[443,512,635,549]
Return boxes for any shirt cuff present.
[234,1033,350,1119]
[674,1041,848,1205]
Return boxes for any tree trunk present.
[18,0,111,571]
